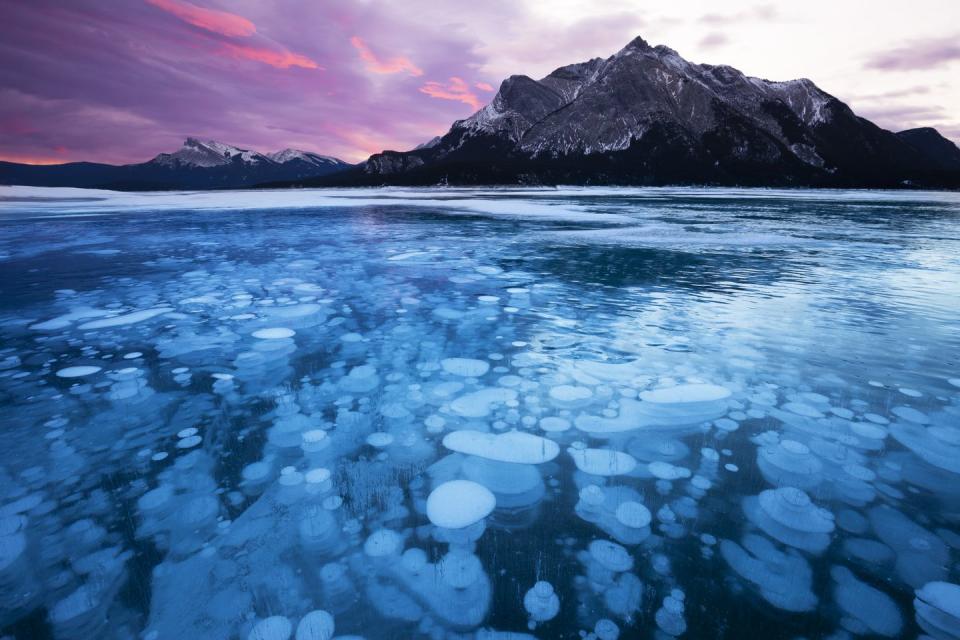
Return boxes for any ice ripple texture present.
[0,185,960,639]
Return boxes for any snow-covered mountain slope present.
[152,138,274,168]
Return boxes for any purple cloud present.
[865,36,960,70]
[698,32,729,49]
[0,0,496,163]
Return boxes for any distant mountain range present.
[4,36,960,191]
[299,36,960,190]
[0,138,352,190]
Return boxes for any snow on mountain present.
[267,149,347,167]
[152,138,274,168]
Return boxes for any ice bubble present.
[891,422,960,473]
[720,534,817,612]
[869,505,948,588]
[252,327,296,340]
[641,383,729,404]
[744,487,834,554]
[714,417,739,432]
[78,306,173,329]
[589,539,633,572]
[655,593,687,636]
[340,364,379,393]
[523,581,560,622]
[891,406,930,424]
[844,537,894,565]
[366,432,394,448]
[783,402,824,418]
[568,447,637,476]
[594,619,620,640]
[615,502,652,529]
[757,439,823,489]
[914,581,960,639]
[441,357,490,377]
[176,435,202,449]
[443,430,559,464]
[832,566,902,637]
[55,366,102,378]
[426,480,496,529]
[648,461,691,480]
[248,616,292,640]
[305,468,333,494]
[615,383,731,427]
[295,610,335,640]
[450,387,518,418]
[539,416,571,432]
[123,352,142,359]
[548,385,593,408]
[439,550,484,588]
[364,529,402,557]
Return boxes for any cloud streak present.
[865,36,960,70]
[419,77,483,110]
[350,36,423,76]
[221,43,320,69]
[146,0,256,37]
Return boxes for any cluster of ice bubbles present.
[0,241,958,640]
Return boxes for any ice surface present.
[2,185,960,639]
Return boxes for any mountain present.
[0,138,352,190]
[301,36,960,189]
[895,128,960,172]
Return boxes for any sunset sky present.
[1,0,958,164]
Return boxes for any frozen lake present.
[1,185,959,639]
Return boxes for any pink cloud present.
[475,82,494,92]
[350,36,423,76]
[145,0,256,37]
[419,77,483,110]
[221,43,320,70]
[865,36,960,70]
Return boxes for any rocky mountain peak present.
[621,35,652,52]
[352,34,960,189]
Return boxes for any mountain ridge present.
[0,139,352,190]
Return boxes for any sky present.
[0,0,957,165]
